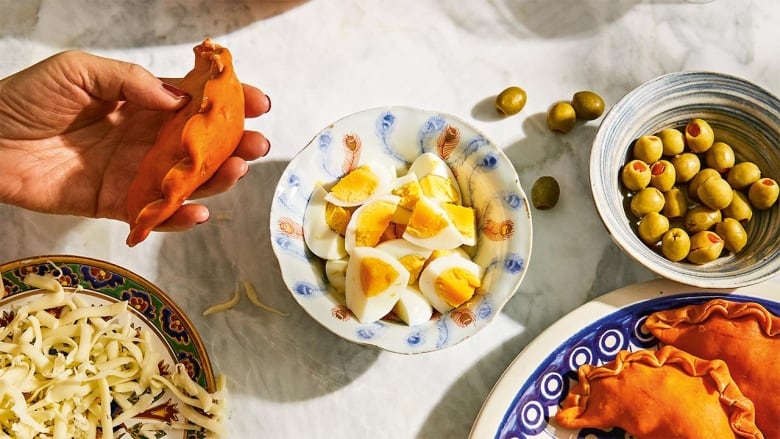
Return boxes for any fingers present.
[189,156,248,200]
[154,203,210,232]
[243,84,271,118]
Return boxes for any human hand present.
[0,49,271,231]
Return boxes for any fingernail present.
[239,168,250,180]
[263,139,271,156]
[162,82,190,100]
[196,214,210,225]
[265,95,272,111]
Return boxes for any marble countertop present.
[1,1,778,437]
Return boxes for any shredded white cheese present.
[202,281,289,317]
[0,270,226,438]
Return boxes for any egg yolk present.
[355,200,397,247]
[435,267,482,307]
[420,174,459,203]
[325,202,352,236]
[329,166,381,203]
[391,206,412,225]
[405,200,448,239]
[392,179,423,210]
[398,254,427,285]
[360,257,400,297]
[441,203,475,241]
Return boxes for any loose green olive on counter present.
[687,231,725,264]
[571,90,605,121]
[748,177,780,210]
[684,118,715,153]
[632,135,664,164]
[531,176,560,210]
[547,102,577,133]
[697,176,733,210]
[649,160,676,192]
[663,188,688,219]
[638,212,670,245]
[621,160,652,191]
[661,228,691,262]
[658,128,685,156]
[687,168,721,201]
[630,187,665,218]
[684,205,722,234]
[495,86,528,116]
[722,191,753,223]
[715,218,748,253]
[704,141,735,173]
[670,152,701,184]
[727,162,761,189]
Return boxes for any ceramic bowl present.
[591,71,780,288]
[270,106,532,353]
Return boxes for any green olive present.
[704,141,735,173]
[697,176,733,210]
[663,188,688,219]
[684,118,715,153]
[547,102,577,133]
[632,136,664,164]
[671,152,701,184]
[661,228,691,262]
[684,205,722,234]
[638,212,670,245]
[722,191,753,224]
[687,231,724,264]
[687,168,721,201]
[726,162,761,190]
[531,176,560,210]
[658,128,685,156]
[748,177,779,210]
[495,86,527,116]
[649,160,676,192]
[571,90,605,121]
[714,218,748,253]
[621,160,651,191]
[630,187,665,218]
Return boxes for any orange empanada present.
[646,299,780,438]
[555,345,762,439]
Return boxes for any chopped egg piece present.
[344,194,401,254]
[375,239,433,285]
[303,186,348,260]
[402,196,464,250]
[407,153,461,204]
[325,258,349,293]
[345,247,410,323]
[418,254,482,314]
[393,285,433,326]
[324,161,396,207]
[441,202,476,246]
[324,202,352,236]
[388,173,423,210]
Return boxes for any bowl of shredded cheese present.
[270,106,533,353]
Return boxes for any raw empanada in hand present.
[646,299,779,438]
[555,345,762,439]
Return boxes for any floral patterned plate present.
[469,278,780,438]
[269,106,533,354]
[0,255,215,439]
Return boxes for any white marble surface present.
[0,1,778,438]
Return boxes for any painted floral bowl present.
[590,71,780,288]
[269,106,532,353]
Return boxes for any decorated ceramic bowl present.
[590,71,780,288]
[269,106,532,353]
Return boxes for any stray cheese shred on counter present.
[0,270,226,438]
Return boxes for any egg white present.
[324,161,397,207]
[344,194,401,254]
[418,254,482,314]
[393,285,433,326]
[345,246,410,323]
[325,257,349,293]
[401,196,464,251]
[407,152,461,204]
[302,186,348,260]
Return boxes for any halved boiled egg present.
[407,153,461,204]
[324,161,397,207]
[303,186,348,260]
[402,196,464,250]
[393,285,433,326]
[418,254,482,314]
[345,246,410,323]
[344,194,401,254]
[375,239,433,285]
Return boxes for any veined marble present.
[0,1,778,437]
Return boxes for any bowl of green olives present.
[591,71,780,288]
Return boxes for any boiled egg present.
[303,186,348,260]
[325,258,349,293]
[345,246,410,323]
[402,196,464,250]
[387,173,423,211]
[441,202,476,246]
[407,153,461,204]
[324,161,396,207]
[375,239,433,285]
[418,254,482,314]
[344,194,400,254]
[392,285,433,326]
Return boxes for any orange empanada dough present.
[646,299,780,438]
[555,345,762,439]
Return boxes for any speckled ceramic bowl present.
[270,106,532,353]
[591,71,780,288]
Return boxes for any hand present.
[0,49,271,231]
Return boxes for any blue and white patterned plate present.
[269,106,533,354]
[469,278,780,438]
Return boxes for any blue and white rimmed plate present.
[0,255,215,438]
[269,106,532,354]
[469,278,780,438]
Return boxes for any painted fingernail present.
[196,214,210,225]
[263,139,271,156]
[162,82,190,100]
[265,95,272,111]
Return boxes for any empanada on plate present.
[646,299,779,438]
[555,345,762,439]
